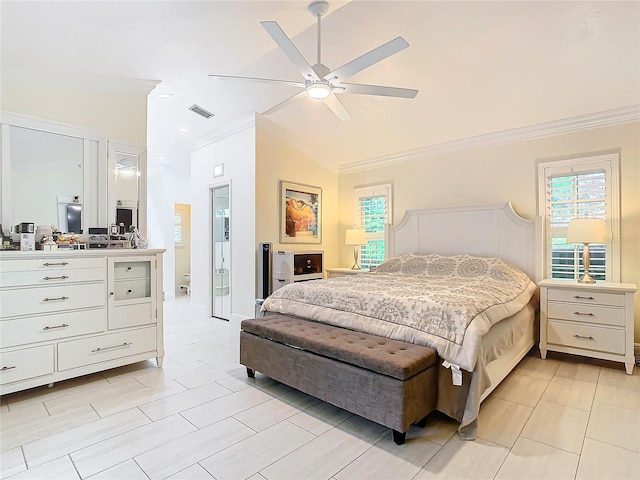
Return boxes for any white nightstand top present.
[538,279,637,293]
[326,267,369,274]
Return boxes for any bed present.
[260,202,541,439]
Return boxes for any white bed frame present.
[387,202,542,400]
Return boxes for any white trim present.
[340,105,640,174]
[193,114,255,151]
[536,152,620,282]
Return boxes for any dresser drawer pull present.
[277,278,286,283]
[43,262,69,266]
[573,295,595,300]
[43,296,69,302]
[573,334,595,341]
[43,275,69,281]
[91,342,132,353]
[1,366,17,371]
[573,311,595,317]
[43,323,69,330]
[127,266,132,271]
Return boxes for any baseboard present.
[635,343,640,367]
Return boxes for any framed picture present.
[280,181,321,244]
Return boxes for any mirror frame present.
[108,141,147,237]
[1,112,110,235]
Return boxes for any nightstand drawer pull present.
[573,295,595,300]
[573,311,595,316]
[43,296,69,302]
[91,342,132,353]
[43,275,69,281]
[1,366,16,371]
[43,323,69,330]
[573,334,595,341]
[42,262,69,266]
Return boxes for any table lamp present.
[566,217,606,283]
[345,228,367,270]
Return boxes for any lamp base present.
[351,265,361,270]
[578,272,596,284]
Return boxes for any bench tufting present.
[240,315,439,445]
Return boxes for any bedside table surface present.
[538,279,637,293]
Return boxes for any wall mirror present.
[108,142,146,236]
[1,113,108,236]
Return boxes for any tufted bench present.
[240,315,439,444]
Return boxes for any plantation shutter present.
[354,184,392,270]
[538,153,619,282]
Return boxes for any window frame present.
[537,152,620,282]
[353,183,393,270]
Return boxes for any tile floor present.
[1,296,639,479]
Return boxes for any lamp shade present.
[345,228,367,246]
[566,218,606,244]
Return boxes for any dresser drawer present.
[547,320,625,355]
[547,288,625,307]
[57,327,157,371]
[547,302,625,327]
[0,267,106,288]
[0,257,105,273]
[0,309,106,348]
[114,279,150,300]
[0,345,55,386]
[113,261,151,280]
[0,283,106,318]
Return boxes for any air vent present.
[189,104,214,119]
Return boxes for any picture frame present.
[280,181,322,244]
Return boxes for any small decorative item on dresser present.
[538,279,637,374]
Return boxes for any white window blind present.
[538,153,620,282]
[353,184,392,270]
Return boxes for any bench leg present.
[246,367,255,378]
[392,430,406,445]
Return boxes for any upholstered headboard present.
[387,202,542,281]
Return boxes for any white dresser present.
[538,279,637,374]
[0,249,164,395]
[272,251,323,292]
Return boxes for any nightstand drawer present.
[547,288,625,307]
[547,303,625,327]
[547,320,625,355]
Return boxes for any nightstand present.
[326,267,368,278]
[538,279,637,375]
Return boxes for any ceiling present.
[2,1,639,173]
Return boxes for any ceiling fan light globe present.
[307,83,332,99]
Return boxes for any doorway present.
[211,184,230,320]
[174,204,191,296]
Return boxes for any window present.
[174,213,182,244]
[538,153,620,282]
[353,184,392,270]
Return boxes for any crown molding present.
[192,113,257,151]
[339,105,640,175]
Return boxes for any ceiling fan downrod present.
[308,1,329,68]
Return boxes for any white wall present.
[190,121,257,321]
[339,122,640,341]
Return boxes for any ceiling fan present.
[208,1,418,121]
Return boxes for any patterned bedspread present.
[262,254,537,372]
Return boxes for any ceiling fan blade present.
[340,82,418,99]
[261,21,319,82]
[325,36,409,84]
[208,74,305,88]
[323,93,351,122]
[262,90,307,116]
